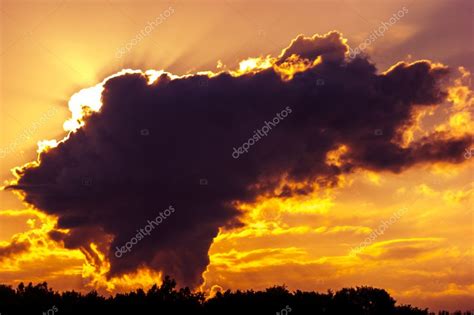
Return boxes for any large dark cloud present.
[7,32,471,287]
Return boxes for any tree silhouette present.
[0,278,470,315]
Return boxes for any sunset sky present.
[0,0,473,312]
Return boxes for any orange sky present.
[0,0,473,312]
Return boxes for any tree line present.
[0,276,470,315]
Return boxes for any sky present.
[0,0,473,312]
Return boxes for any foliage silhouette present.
[0,277,468,315]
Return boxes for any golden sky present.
[0,0,473,312]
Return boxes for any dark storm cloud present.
[278,32,347,63]
[6,32,471,287]
[0,239,30,261]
